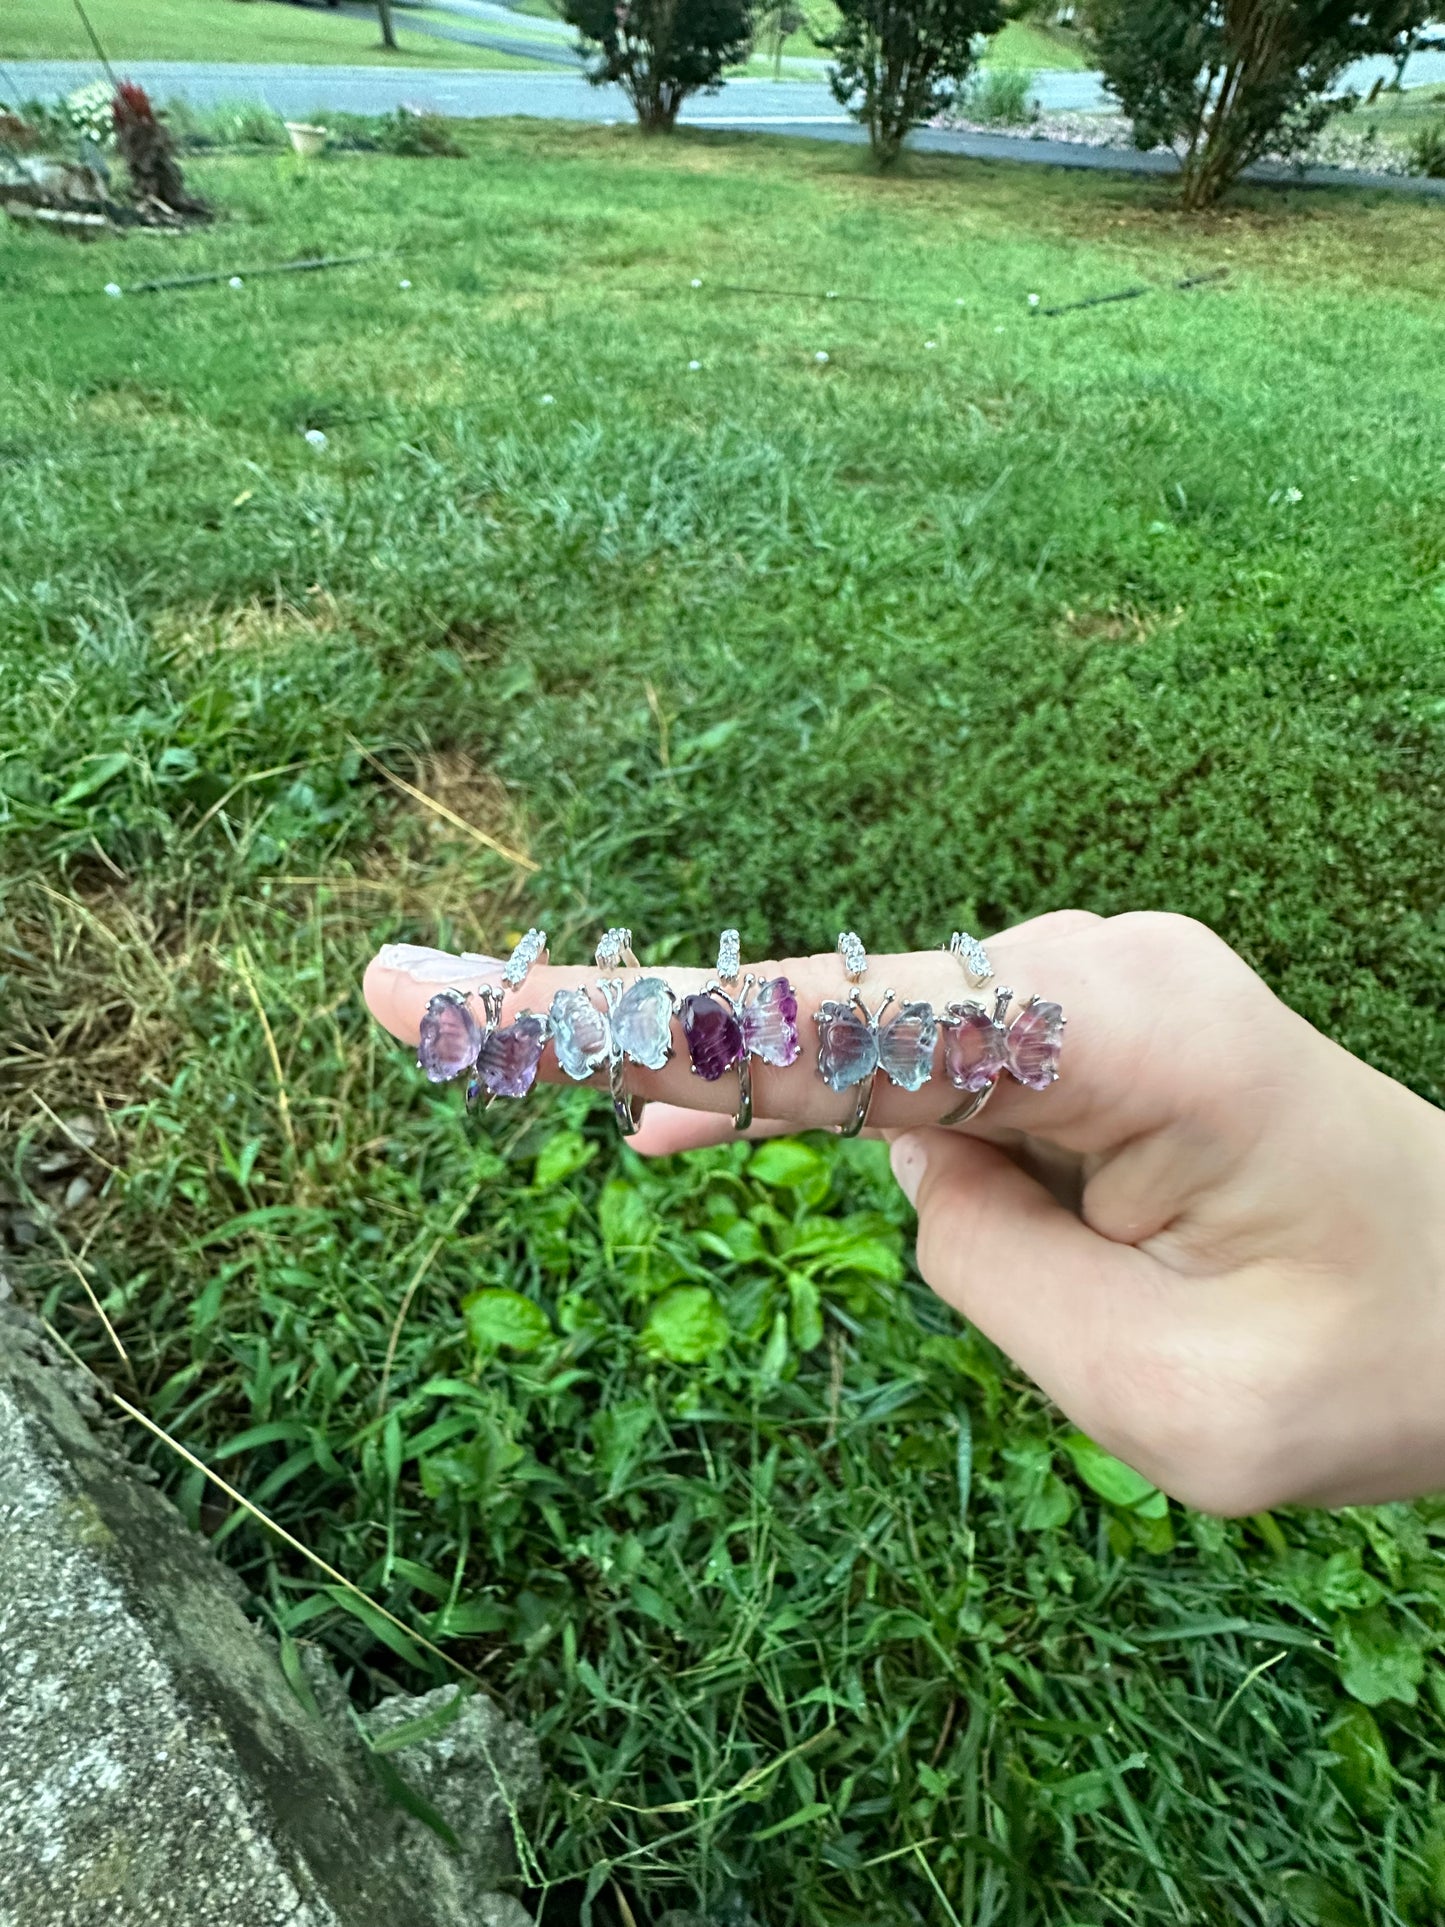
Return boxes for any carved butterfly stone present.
[417,990,484,1083]
[816,996,937,1093]
[942,996,1064,1094]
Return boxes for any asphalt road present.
[6,54,1444,192]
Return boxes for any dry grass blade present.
[348,736,538,873]
[232,945,297,1161]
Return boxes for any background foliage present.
[3,126,1445,1923]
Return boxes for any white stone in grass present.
[924,339,937,349]
[1285,486,1302,503]
[954,296,965,306]
[303,428,328,449]
[814,350,829,364]
[688,360,702,371]
[826,290,838,299]
[539,394,555,405]
[228,276,244,290]
[399,277,412,289]
[1028,292,1041,308]
[103,282,122,298]
[690,277,702,287]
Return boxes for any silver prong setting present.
[503,927,547,988]
[837,930,867,982]
[947,930,993,988]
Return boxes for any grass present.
[4,122,1445,1925]
[2,0,550,69]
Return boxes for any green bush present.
[825,0,1004,164]
[1410,121,1445,176]
[563,0,754,130]
[965,61,1037,122]
[1086,0,1435,207]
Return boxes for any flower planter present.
[284,122,328,159]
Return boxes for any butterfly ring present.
[680,930,802,1132]
[938,987,1066,1125]
[550,935,675,1137]
[466,928,552,1108]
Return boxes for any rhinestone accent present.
[949,931,993,986]
[717,928,740,984]
[503,927,547,988]
[837,931,867,981]
[595,926,633,970]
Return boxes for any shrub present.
[1086,0,1435,209]
[824,0,1004,166]
[1410,121,1445,176]
[965,62,1037,123]
[112,80,209,216]
[64,80,115,148]
[375,105,465,156]
[563,0,754,131]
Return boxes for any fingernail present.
[889,1131,929,1208]
[374,944,503,984]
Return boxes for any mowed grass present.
[2,0,548,68]
[4,127,1445,1924]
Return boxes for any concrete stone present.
[0,1322,540,1927]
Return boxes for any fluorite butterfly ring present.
[416,928,553,1104]
[680,929,802,1132]
[816,932,940,1136]
[939,986,1065,1125]
[550,931,676,1138]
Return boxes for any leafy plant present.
[111,81,209,215]
[64,79,115,148]
[1410,121,1445,176]
[964,61,1037,121]
[564,0,755,130]
[824,0,1004,165]
[375,106,466,157]
[1086,0,1435,208]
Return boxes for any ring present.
[468,929,551,1107]
[820,935,879,1134]
[416,986,488,1084]
[946,930,993,988]
[680,932,801,1134]
[593,938,676,1137]
[938,986,1065,1124]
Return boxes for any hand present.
[363,911,1445,1514]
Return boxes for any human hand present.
[363,912,1445,1514]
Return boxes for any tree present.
[564,0,754,131]
[377,0,399,49]
[1086,0,1433,209]
[823,0,1004,167]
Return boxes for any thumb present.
[890,1127,1166,1441]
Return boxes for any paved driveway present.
[6,54,1443,193]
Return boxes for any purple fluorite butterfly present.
[942,996,1064,1094]
[680,975,800,1081]
[468,1012,550,1104]
[417,990,484,1083]
[816,994,937,1093]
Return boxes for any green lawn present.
[2,0,549,68]
[4,125,1445,1925]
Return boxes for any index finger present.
[363,910,1262,1152]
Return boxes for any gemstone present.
[816,1001,878,1091]
[503,927,546,988]
[681,993,744,1080]
[611,976,675,1070]
[943,1005,1006,1092]
[739,976,800,1068]
[877,1000,937,1091]
[550,988,610,1081]
[1004,998,1064,1090]
[950,931,993,983]
[837,931,867,979]
[594,926,633,970]
[716,928,740,982]
[417,991,483,1082]
[478,1013,548,1099]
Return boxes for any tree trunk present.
[377,0,398,50]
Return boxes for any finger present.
[362,913,1279,1154]
[629,1105,795,1157]
[891,1126,1169,1446]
